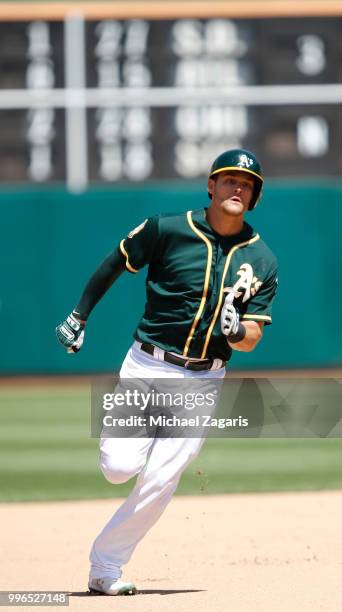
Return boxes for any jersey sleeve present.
[119,216,159,273]
[239,268,278,325]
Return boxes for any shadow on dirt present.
[70,589,205,597]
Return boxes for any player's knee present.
[101,468,135,485]
[100,455,141,485]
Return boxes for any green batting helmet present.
[209,148,263,210]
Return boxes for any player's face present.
[208,171,254,216]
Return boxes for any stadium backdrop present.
[1,0,342,374]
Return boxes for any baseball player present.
[56,149,278,596]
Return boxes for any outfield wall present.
[2,181,341,373]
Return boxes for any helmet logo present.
[237,154,254,169]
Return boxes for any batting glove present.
[56,311,85,354]
[221,292,240,337]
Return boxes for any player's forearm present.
[74,248,126,320]
[228,321,262,352]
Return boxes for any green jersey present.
[119,208,278,362]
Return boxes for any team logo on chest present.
[226,263,263,303]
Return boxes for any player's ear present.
[207,177,215,199]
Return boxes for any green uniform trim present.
[183,210,213,357]
[201,233,260,358]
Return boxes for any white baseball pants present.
[89,341,225,581]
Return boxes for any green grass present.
[1,384,342,502]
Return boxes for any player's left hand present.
[221,291,240,337]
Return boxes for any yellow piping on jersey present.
[120,239,139,274]
[200,234,260,358]
[241,314,272,322]
[183,211,213,357]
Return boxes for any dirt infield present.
[2,492,342,611]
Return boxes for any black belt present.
[140,342,222,372]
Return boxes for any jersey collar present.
[191,207,255,246]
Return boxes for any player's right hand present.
[56,312,86,354]
[220,291,240,337]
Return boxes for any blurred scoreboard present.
[1,16,342,185]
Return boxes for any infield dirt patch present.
[1,492,342,611]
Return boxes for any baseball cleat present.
[88,577,137,596]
